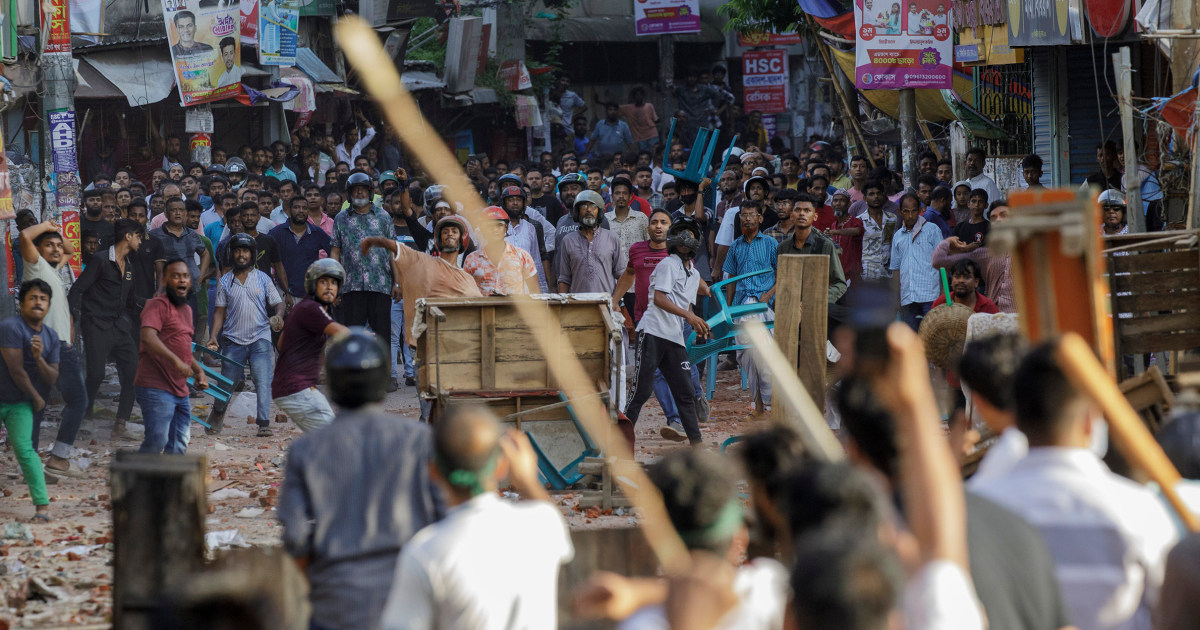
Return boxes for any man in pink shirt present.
[619,88,660,153]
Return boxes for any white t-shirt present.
[619,558,789,630]
[965,427,1028,489]
[637,254,700,346]
[714,207,741,248]
[904,560,985,630]
[22,255,74,343]
[380,493,574,630]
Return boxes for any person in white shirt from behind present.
[379,407,573,630]
[959,332,1030,487]
[970,341,1178,630]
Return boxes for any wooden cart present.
[415,295,622,488]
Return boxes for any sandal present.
[30,512,51,523]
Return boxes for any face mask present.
[679,193,698,206]
[352,197,371,208]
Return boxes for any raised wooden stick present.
[1054,333,1200,532]
[742,320,844,462]
[334,17,691,573]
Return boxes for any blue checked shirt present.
[215,269,283,346]
[889,217,943,306]
[722,231,778,306]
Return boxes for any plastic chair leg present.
[706,354,717,401]
[741,364,749,390]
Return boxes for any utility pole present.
[898,88,917,189]
[1114,46,1142,231]
[658,35,675,136]
[496,0,525,63]
[41,0,81,259]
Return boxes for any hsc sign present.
[742,49,788,114]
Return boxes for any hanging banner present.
[162,0,243,106]
[41,0,71,54]
[241,0,260,45]
[259,0,300,66]
[743,49,789,114]
[299,0,335,16]
[854,0,952,89]
[634,0,701,36]
[48,110,78,174]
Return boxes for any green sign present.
[299,0,335,16]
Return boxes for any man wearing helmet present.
[1099,189,1128,236]
[205,233,285,437]
[623,217,711,445]
[501,184,552,291]
[278,329,443,630]
[331,171,401,380]
[464,207,540,296]
[553,173,611,255]
[557,190,626,294]
[272,259,349,432]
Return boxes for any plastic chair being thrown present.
[661,118,738,185]
[685,269,776,399]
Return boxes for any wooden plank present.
[428,302,607,331]
[480,307,496,389]
[1112,291,1200,313]
[436,327,609,364]
[1122,330,1200,354]
[1117,312,1200,337]
[1110,269,1198,293]
[1107,250,1200,274]
[434,358,608,391]
[771,255,829,417]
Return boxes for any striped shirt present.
[215,269,283,345]
[888,217,942,306]
[722,231,778,306]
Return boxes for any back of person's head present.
[738,425,806,493]
[1013,341,1086,446]
[114,218,142,242]
[647,449,741,555]
[433,406,504,498]
[958,333,1027,413]
[837,376,899,482]
[791,532,902,630]
[1157,412,1200,479]
[781,461,885,543]
[930,186,952,203]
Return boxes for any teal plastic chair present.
[188,343,246,429]
[528,392,604,490]
[686,269,775,400]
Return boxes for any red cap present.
[481,206,509,221]
[500,185,525,199]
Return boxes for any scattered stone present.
[2,523,33,543]
[234,507,265,519]
[269,455,286,468]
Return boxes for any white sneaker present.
[826,340,842,363]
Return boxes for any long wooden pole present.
[333,17,691,574]
[810,26,876,169]
[1054,333,1200,532]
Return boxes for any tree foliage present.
[717,0,807,35]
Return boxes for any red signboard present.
[742,49,789,114]
[737,31,802,46]
[1084,0,1130,37]
[41,0,71,54]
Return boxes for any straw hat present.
[919,302,973,369]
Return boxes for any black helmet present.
[304,258,345,296]
[325,327,390,408]
[346,171,373,194]
[666,217,702,260]
[228,232,257,258]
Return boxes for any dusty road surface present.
[0,364,774,627]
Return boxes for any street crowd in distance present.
[2,87,1197,630]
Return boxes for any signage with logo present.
[41,0,71,54]
[1007,0,1070,45]
[742,49,789,114]
[737,31,802,46]
[634,0,701,36]
[854,0,953,89]
[48,110,78,174]
[259,0,299,66]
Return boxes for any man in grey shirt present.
[556,190,626,295]
[278,330,443,630]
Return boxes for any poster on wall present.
[854,0,952,89]
[742,49,789,114]
[634,0,700,36]
[162,0,243,106]
[1008,0,1070,45]
[259,0,299,66]
[299,0,335,16]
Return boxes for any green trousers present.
[0,401,48,506]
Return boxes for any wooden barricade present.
[772,254,830,417]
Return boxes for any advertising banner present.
[41,0,71,53]
[241,0,260,45]
[854,0,952,89]
[299,0,335,15]
[1007,0,1070,45]
[259,0,299,66]
[162,0,243,106]
[48,110,78,174]
[634,0,700,36]
[742,49,789,114]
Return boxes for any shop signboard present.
[1007,0,1070,45]
[854,0,952,89]
[299,0,336,16]
[162,0,243,106]
[742,49,789,114]
[634,0,701,36]
[259,0,299,66]
[41,0,70,53]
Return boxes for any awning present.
[295,47,343,84]
[80,48,176,106]
[526,16,723,43]
[74,58,125,100]
[402,71,446,91]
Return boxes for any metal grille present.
[972,58,1034,156]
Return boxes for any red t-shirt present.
[134,295,195,396]
[627,241,671,322]
[831,214,864,280]
[631,196,652,217]
[272,298,336,398]
[931,291,1000,314]
[813,205,837,232]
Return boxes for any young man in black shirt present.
[953,188,991,251]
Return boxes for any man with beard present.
[81,189,114,248]
[151,197,210,329]
[527,167,566,225]
[0,280,60,521]
[134,259,207,454]
[18,222,88,480]
[890,194,943,331]
[270,196,333,304]
[553,173,610,253]
[272,260,349,432]
[218,202,287,291]
[712,173,772,281]
[501,185,552,292]
[362,216,482,418]
[930,259,998,314]
[633,165,664,212]
[70,219,142,439]
[205,234,284,437]
[557,191,626,294]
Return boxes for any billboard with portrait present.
[162,0,243,106]
[854,0,952,89]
